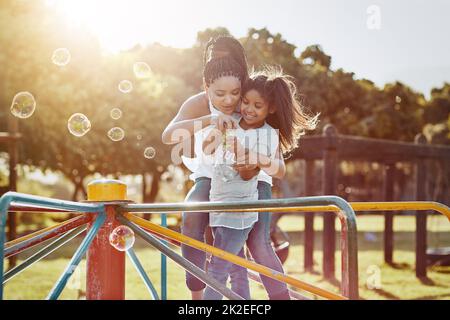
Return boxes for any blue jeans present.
[203,226,252,300]
[181,177,290,300]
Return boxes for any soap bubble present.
[109,225,135,251]
[108,127,125,141]
[144,147,156,159]
[68,113,91,137]
[110,108,122,120]
[10,92,36,119]
[52,48,71,66]
[118,80,133,93]
[133,62,152,78]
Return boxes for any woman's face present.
[206,76,241,115]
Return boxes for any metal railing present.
[0,191,359,300]
[3,188,448,300]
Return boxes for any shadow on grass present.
[418,276,436,286]
[429,266,450,274]
[414,293,450,300]
[371,288,401,300]
[287,267,321,276]
[323,276,341,289]
[385,262,411,270]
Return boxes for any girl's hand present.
[211,114,238,132]
[225,136,245,157]
[236,166,261,181]
[234,159,260,181]
[233,163,258,171]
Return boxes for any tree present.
[300,45,332,70]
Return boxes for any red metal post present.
[86,205,125,300]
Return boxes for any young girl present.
[202,66,319,300]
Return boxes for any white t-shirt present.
[181,101,276,186]
[208,120,279,229]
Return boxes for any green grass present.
[3,215,450,300]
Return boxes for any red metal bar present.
[5,214,91,258]
[86,205,125,300]
[0,132,22,142]
[8,204,74,213]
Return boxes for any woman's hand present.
[211,114,238,132]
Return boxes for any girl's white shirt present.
[208,119,279,229]
[181,99,277,186]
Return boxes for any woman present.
[162,35,290,300]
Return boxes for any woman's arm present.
[162,92,211,145]
[202,128,222,155]
[162,92,238,145]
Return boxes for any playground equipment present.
[0,115,20,269]
[1,179,358,300]
[292,124,450,279]
[1,179,449,300]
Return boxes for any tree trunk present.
[70,176,85,218]
[143,170,162,220]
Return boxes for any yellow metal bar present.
[136,201,449,221]
[5,215,83,248]
[123,212,347,300]
[349,202,450,221]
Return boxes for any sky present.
[50,0,450,96]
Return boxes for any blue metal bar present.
[117,215,245,300]
[46,212,106,300]
[3,226,87,284]
[117,196,349,214]
[126,249,159,300]
[160,213,167,300]
[1,192,104,213]
[0,196,12,299]
[0,192,104,300]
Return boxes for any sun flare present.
[47,0,192,52]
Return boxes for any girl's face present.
[241,89,275,128]
[206,76,241,115]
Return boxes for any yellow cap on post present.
[87,179,127,201]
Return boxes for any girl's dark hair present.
[203,35,249,86]
[243,66,320,156]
